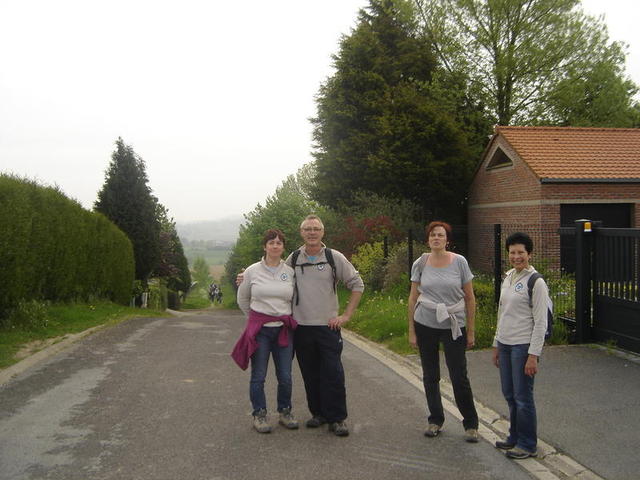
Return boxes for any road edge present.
[0,310,185,387]
[342,329,605,480]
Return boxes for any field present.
[183,246,231,267]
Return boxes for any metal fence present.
[404,221,640,350]
[407,223,576,325]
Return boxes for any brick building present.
[467,126,640,273]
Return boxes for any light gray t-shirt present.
[410,253,474,329]
[493,266,549,356]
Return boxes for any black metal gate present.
[592,228,640,352]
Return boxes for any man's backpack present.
[291,248,337,305]
[527,273,553,340]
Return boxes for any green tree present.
[192,256,212,288]
[415,0,639,126]
[95,138,160,282]
[224,165,335,285]
[311,0,479,222]
[537,54,640,126]
[153,201,191,293]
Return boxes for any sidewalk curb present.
[342,330,605,480]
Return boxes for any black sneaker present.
[328,421,349,437]
[495,440,516,450]
[305,415,327,428]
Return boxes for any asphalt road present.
[0,310,534,480]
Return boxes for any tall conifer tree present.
[95,138,160,282]
[311,0,485,222]
[154,201,191,293]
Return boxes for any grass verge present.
[0,301,164,370]
[342,276,568,356]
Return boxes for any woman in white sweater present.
[492,232,550,459]
[232,229,297,433]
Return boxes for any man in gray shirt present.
[289,215,364,437]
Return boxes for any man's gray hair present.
[300,214,324,229]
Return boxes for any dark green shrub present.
[0,174,135,323]
[167,290,180,310]
[383,241,421,290]
[1,300,50,331]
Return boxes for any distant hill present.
[177,215,243,243]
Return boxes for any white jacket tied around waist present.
[416,296,466,340]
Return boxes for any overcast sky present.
[1,0,639,223]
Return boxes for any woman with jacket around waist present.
[232,229,298,433]
[407,221,479,442]
[492,232,550,459]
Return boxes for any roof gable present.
[493,126,640,180]
[485,146,514,169]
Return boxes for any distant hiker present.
[209,283,223,304]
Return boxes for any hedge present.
[0,174,135,319]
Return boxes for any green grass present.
[346,289,415,355]
[0,301,164,370]
[181,287,212,309]
[342,275,568,356]
[183,246,231,266]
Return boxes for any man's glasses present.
[302,227,323,232]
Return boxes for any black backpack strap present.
[291,249,301,305]
[527,272,543,308]
[324,248,337,292]
[291,248,337,305]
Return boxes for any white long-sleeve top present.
[236,259,295,325]
[493,266,549,357]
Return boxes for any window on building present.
[486,147,513,169]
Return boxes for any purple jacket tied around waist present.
[231,310,298,370]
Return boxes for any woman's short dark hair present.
[505,232,533,254]
[426,221,453,241]
[262,229,286,247]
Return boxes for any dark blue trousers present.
[294,325,347,423]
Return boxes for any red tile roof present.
[494,126,640,180]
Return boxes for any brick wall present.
[467,136,640,272]
[468,137,542,206]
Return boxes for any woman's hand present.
[524,355,538,377]
[466,330,475,350]
[409,330,417,349]
[492,347,499,368]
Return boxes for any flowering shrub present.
[351,241,387,291]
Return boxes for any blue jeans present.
[498,342,537,453]
[250,326,294,415]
